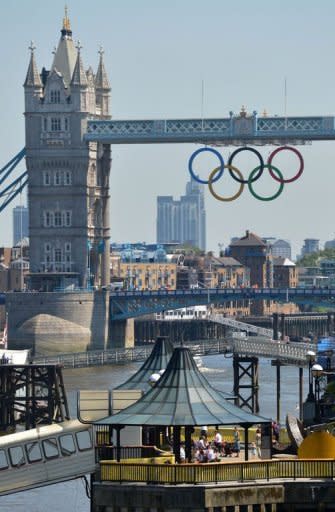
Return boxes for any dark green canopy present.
[96,346,270,427]
[115,336,174,392]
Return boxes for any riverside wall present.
[92,481,335,512]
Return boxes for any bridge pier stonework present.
[6,290,110,354]
[109,319,135,349]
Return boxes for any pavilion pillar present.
[173,425,181,463]
[244,425,250,461]
[185,426,194,462]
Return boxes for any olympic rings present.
[208,165,244,202]
[247,164,284,201]
[267,146,304,183]
[188,147,224,184]
[228,147,264,184]
[187,145,304,202]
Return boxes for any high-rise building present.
[23,11,111,290]
[301,239,320,258]
[156,178,206,250]
[13,206,29,246]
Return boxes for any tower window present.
[54,171,61,186]
[54,211,62,227]
[64,211,72,227]
[54,249,62,263]
[43,211,53,227]
[51,118,61,132]
[64,118,69,131]
[43,171,51,186]
[50,90,61,104]
[64,171,72,185]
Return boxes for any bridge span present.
[109,287,335,320]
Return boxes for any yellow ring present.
[208,165,244,202]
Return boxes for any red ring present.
[267,146,304,183]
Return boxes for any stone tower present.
[24,10,111,291]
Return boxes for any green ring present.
[248,164,284,201]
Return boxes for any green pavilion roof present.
[115,336,174,392]
[95,346,270,427]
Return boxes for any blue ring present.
[188,148,224,184]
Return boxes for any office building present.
[13,206,29,246]
[156,178,206,250]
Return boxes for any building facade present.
[300,238,320,258]
[13,206,29,246]
[156,178,206,251]
[24,12,111,291]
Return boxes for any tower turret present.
[95,47,111,116]
[70,42,89,111]
[24,42,43,111]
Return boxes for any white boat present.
[194,356,203,368]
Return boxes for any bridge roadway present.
[85,114,335,145]
[109,287,335,320]
[32,337,315,369]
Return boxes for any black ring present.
[228,147,265,184]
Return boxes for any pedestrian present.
[255,427,262,457]
[214,429,223,454]
[233,426,240,457]
[179,442,186,463]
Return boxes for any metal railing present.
[232,338,316,365]
[99,459,335,485]
[210,313,273,338]
[32,339,231,368]
[32,337,314,368]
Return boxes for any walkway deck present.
[32,338,315,369]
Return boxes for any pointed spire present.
[70,41,88,87]
[62,5,72,37]
[52,8,76,86]
[24,41,42,88]
[95,46,111,90]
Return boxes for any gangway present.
[209,313,273,338]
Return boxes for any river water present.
[0,354,308,512]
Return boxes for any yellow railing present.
[99,459,335,485]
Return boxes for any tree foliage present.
[297,248,335,267]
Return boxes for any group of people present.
[180,427,241,463]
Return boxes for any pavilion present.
[95,346,271,462]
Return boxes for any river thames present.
[0,354,308,511]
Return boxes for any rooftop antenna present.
[201,79,204,131]
[284,76,288,130]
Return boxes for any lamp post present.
[311,363,323,423]
[306,350,316,402]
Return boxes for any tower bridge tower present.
[24,11,111,291]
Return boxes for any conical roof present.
[96,347,270,427]
[95,48,111,90]
[70,49,88,87]
[115,336,174,392]
[24,45,42,88]
[51,13,77,87]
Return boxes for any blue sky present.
[1,0,335,257]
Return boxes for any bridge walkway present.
[209,312,273,337]
[32,338,315,369]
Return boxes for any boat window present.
[43,438,59,459]
[26,441,43,463]
[0,450,8,470]
[9,446,26,467]
[76,430,92,451]
[60,434,76,456]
